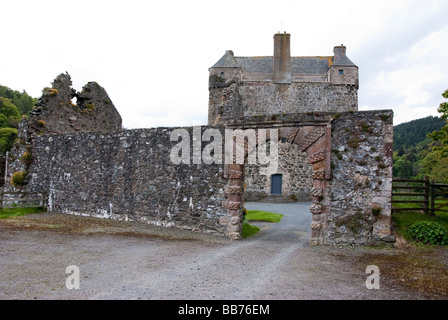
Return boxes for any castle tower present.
[328,45,359,86]
[208,33,359,125]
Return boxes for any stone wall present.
[208,79,358,125]
[328,110,394,244]
[25,127,228,236]
[224,110,394,245]
[5,73,123,190]
[7,106,394,244]
[23,73,121,139]
[244,142,313,202]
[239,82,358,116]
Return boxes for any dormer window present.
[339,70,344,75]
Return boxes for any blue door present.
[271,174,282,195]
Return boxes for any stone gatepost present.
[222,164,245,240]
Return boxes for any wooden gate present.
[0,191,48,210]
[392,176,448,215]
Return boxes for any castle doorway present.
[223,124,332,245]
[271,174,282,195]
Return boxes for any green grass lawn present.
[245,210,283,223]
[392,199,448,243]
[0,207,46,219]
[242,210,283,238]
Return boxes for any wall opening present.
[271,174,282,195]
[223,124,332,244]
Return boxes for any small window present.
[281,137,286,143]
[339,70,344,75]
[220,72,225,77]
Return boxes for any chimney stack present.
[273,32,291,84]
[333,45,346,62]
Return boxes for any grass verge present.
[392,209,448,244]
[245,210,283,223]
[0,207,46,219]
[242,210,283,238]
[241,223,260,238]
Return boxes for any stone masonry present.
[3,33,395,245]
[208,33,360,203]
[25,127,228,236]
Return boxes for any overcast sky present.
[2,0,448,128]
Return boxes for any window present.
[220,72,225,77]
[339,70,344,75]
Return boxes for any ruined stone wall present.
[5,73,122,190]
[25,127,228,236]
[327,110,394,244]
[10,106,393,244]
[23,73,121,139]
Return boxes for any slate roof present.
[211,52,357,74]
[210,51,240,68]
[235,57,273,73]
[291,57,334,74]
[332,54,357,67]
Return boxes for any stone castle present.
[208,33,360,203]
[208,32,358,126]
[3,33,395,245]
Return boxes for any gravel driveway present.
[0,202,447,300]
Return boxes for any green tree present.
[0,97,21,128]
[428,89,448,157]
[417,88,448,182]
[13,92,36,115]
[0,114,8,128]
[394,115,445,150]
[0,127,18,155]
[0,85,37,115]
[437,89,448,120]
[393,155,414,179]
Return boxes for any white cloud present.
[359,23,448,124]
[1,0,448,128]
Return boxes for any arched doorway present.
[222,124,332,245]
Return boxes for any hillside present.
[394,116,445,151]
[393,115,448,182]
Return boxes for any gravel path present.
[0,203,447,300]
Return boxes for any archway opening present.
[221,125,331,244]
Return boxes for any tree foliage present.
[394,89,448,183]
[0,84,37,155]
[437,89,448,120]
[0,97,21,128]
[426,89,448,163]
[394,115,445,151]
[0,85,37,115]
[0,127,18,155]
